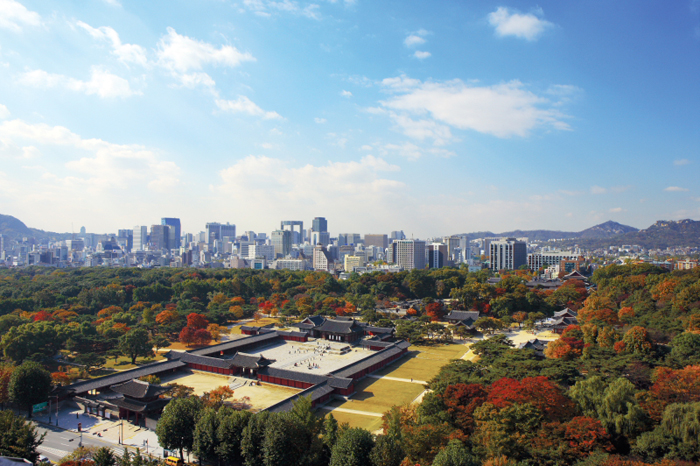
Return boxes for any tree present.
[442,383,488,434]
[193,328,212,346]
[93,447,117,466]
[486,376,574,422]
[432,439,478,466]
[669,332,700,365]
[474,317,504,335]
[179,326,197,346]
[330,427,375,466]
[242,411,271,466]
[9,361,52,418]
[167,383,194,398]
[621,326,652,355]
[0,409,45,462]
[151,334,171,354]
[187,313,209,330]
[216,409,252,466]
[369,435,404,466]
[118,328,152,365]
[201,386,235,409]
[156,396,203,460]
[193,408,219,465]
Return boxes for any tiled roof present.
[331,343,407,379]
[258,367,329,385]
[276,330,309,338]
[229,352,275,369]
[363,326,394,334]
[554,308,578,318]
[63,360,186,396]
[265,382,335,413]
[358,339,394,348]
[315,318,363,334]
[189,331,280,356]
[110,379,172,399]
[169,352,238,369]
[446,311,480,322]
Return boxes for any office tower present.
[338,233,362,246]
[245,231,257,242]
[364,234,388,250]
[117,229,133,251]
[428,243,448,268]
[391,239,426,270]
[0,234,4,252]
[133,226,148,251]
[310,231,330,246]
[205,222,236,246]
[271,230,292,257]
[312,217,327,233]
[390,231,406,241]
[239,240,254,257]
[490,238,527,271]
[161,218,181,249]
[312,245,333,271]
[249,244,275,261]
[443,236,460,261]
[150,225,170,251]
[281,221,304,244]
[527,251,582,271]
[344,255,364,272]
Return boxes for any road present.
[34,424,156,464]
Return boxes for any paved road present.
[34,424,156,464]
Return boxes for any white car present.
[38,456,51,464]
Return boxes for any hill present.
[0,214,68,242]
[457,221,638,243]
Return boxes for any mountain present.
[457,221,638,243]
[611,219,700,249]
[578,220,638,238]
[0,214,68,242]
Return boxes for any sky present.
[0,0,699,238]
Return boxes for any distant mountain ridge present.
[457,221,638,242]
[0,214,67,241]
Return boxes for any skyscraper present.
[281,221,304,244]
[150,225,170,251]
[428,243,448,268]
[161,218,181,249]
[489,238,527,271]
[391,240,426,270]
[206,222,236,246]
[133,226,148,251]
[271,230,292,257]
[312,217,327,233]
[364,234,388,250]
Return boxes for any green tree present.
[369,435,404,466]
[634,402,700,461]
[119,328,153,364]
[330,427,375,466]
[670,331,700,365]
[0,409,45,462]
[156,396,203,460]
[8,361,52,418]
[241,411,271,466]
[193,408,219,465]
[216,408,252,466]
[93,446,117,466]
[431,439,478,466]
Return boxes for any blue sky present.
[0,0,698,238]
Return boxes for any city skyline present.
[0,1,698,237]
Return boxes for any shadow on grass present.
[353,390,376,402]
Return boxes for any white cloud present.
[340,90,352,97]
[0,0,41,33]
[0,104,9,119]
[413,51,431,59]
[382,142,456,159]
[404,35,426,47]
[314,117,327,124]
[157,27,255,74]
[674,158,691,166]
[215,97,282,120]
[176,72,218,95]
[488,7,553,41]
[20,67,139,98]
[242,0,322,19]
[212,155,404,227]
[0,118,180,192]
[378,76,572,139]
[591,185,607,194]
[609,207,623,213]
[77,21,148,67]
[388,113,452,145]
[664,186,689,192]
[360,145,373,151]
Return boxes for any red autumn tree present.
[186,313,209,330]
[32,310,53,322]
[425,302,446,322]
[618,306,635,323]
[544,339,577,360]
[487,376,575,421]
[644,365,700,421]
[179,326,197,346]
[193,328,212,346]
[442,383,488,434]
[156,309,179,326]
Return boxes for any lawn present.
[322,410,384,432]
[328,377,425,414]
[103,354,164,371]
[374,342,469,381]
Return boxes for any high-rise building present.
[117,229,133,251]
[133,226,148,251]
[390,231,406,242]
[310,231,330,246]
[249,244,276,261]
[281,221,304,244]
[271,230,292,257]
[527,252,582,271]
[312,217,327,233]
[344,255,364,272]
[206,222,236,246]
[161,218,181,249]
[428,243,448,269]
[391,240,426,270]
[312,245,333,271]
[0,234,4,252]
[443,236,460,261]
[150,225,170,251]
[490,238,527,271]
[338,233,362,246]
[364,234,388,250]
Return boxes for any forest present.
[0,263,699,465]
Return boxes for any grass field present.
[323,410,384,432]
[373,342,469,381]
[327,377,425,414]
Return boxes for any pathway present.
[317,406,383,417]
[366,375,427,385]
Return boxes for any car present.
[38,455,51,464]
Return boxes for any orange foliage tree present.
[487,376,575,421]
[186,313,209,330]
[643,365,700,422]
